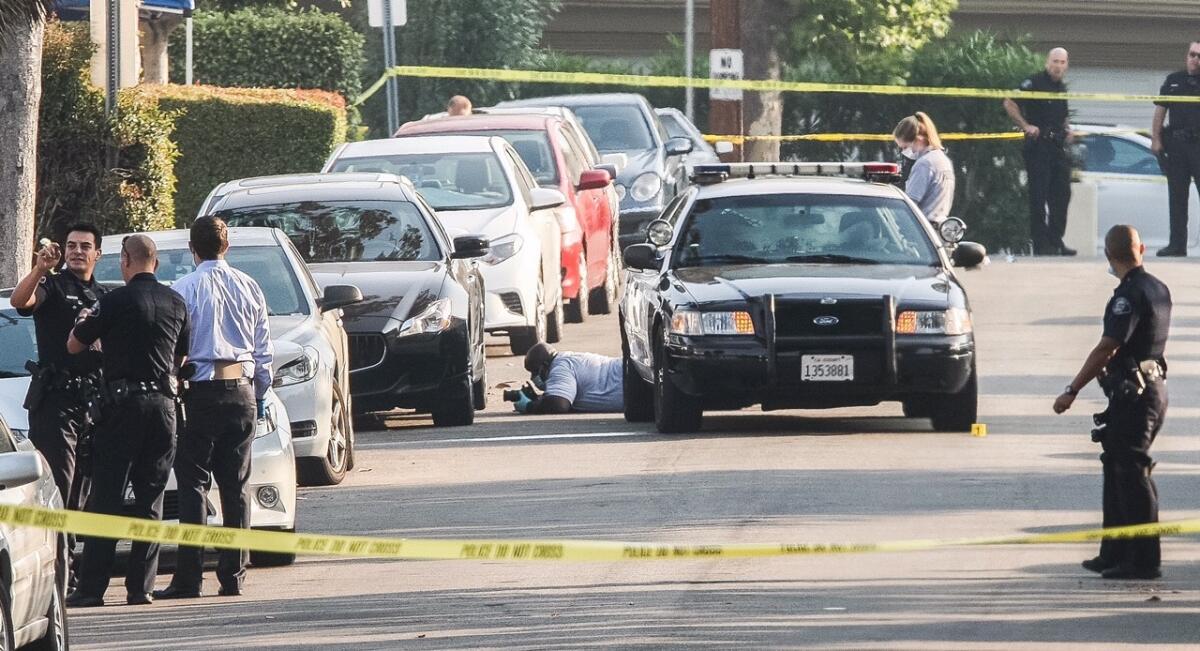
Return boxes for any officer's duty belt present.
[188,378,251,390]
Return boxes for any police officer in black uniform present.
[63,235,190,607]
[1004,47,1077,256]
[1151,40,1200,257]
[1054,225,1169,580]
[9,223,107,580]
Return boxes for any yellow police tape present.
[355,65,1200,107]
[2,503,1198,561]
[703,132,1027,144]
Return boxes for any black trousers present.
[171,383,255,591]
[28,389,91,511]
[1098,380,1167,570]
[75,393,176,597]
[1023,138,1072,250]
[1165,137,1200,249]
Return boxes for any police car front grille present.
[123,489,179,521]
[349,334,386,371]
[774,300,885,338]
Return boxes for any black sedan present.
[215,174,490,427]
[619,163,987,433]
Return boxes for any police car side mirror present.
[319,284,363,312]
[623,243,660,271]
[951,242,988,269]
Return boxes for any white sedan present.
[323,135,567,355]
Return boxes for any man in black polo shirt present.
[64,235,190,607]
[1151,40,1200,257]
[1004,48,1076,257]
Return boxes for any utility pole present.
[708,0,742,161]
[105,0,120,168]
[684,0,695,121]
[380,0,399,136]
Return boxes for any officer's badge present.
[1020,79,1033,90]
[1112,297,1132,315]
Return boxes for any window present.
[658,113,688,140]
[572,105,656,152]
[1081,135,1160,175]
[329,152,513,210]
[0,310,37,379]
[463,130,559,186]
[558,127,586,187]
[671,194,938,268]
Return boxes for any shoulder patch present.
[1112,297,1132,316]
[1019,79,1033,90]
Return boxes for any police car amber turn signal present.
[619,162,987,433]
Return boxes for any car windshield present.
[0,310,36,378]
[328,152,513,210]
[94,244,311,316]
[415,130,558,186]
[572,105,656,152]
[672,194,939,268]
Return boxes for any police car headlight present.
[630,173,662,202]
[896,308,972,335]
[274,346,319,387]
[669,310,755,336]
[397,298,453,337]
[481,233,523,266]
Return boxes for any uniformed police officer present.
[63,235,190,607]
[1151,40,1200,257]
[9,223,107,582]
[1054,225,1169,580]
[1004,48,1077,257]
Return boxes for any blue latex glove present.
[513,392,532,414]
[256,399,266,421]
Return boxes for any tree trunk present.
[140,14,183,85]
[740,0,783,162]
[0,20,43,288]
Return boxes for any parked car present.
[655,107,733,165]
[197,172,399,219]
[496,93,694,248]
[396,113,621,322]
[323,136,567,355]
[1074,123,1200,252]
[0,295,299,568]
[92,228,361,487]
[0,416,68,649]
[620,162,986,433]
[214,174,490,425]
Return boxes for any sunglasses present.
[1189,52,1200,59]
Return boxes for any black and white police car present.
[619,162,987,433]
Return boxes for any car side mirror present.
[714,141,734,155]
[665,136,694,157]
[0,451,45,490]
[577,169,612,192]
[451,235,490,259]
[320,284,363,312]
[595,163,620,180]
[951,242,988,268]
[623,243,660,270]
[529,187,566,211]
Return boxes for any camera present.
[502,383,539,403]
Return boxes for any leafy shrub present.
[135,85,348,223]
[38,21,178,238]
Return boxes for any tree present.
[0,0,51,287]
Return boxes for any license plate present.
[801,355,854,382]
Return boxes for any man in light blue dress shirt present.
[155,216,274,599]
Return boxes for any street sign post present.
[709,49,744,102]
[368,0,407,27]
[369,0,407,135]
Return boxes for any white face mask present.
[901,147,917,160]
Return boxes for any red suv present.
[396,114,619,322]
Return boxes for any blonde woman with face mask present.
[893,112,955,222]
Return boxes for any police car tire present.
[901,397,932,419]
[250,529,297,567]
[623,349,654,423]
[930,366,978,432]
[432,376,475,427]
[653,334,703,433]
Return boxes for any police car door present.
[624,192,690,371]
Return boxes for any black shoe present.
[127,593,153,606]
[217,585,242,597]
[151,585,202,600]
[1058,245,1077,257]
[64,592,104,608]
[1081,556,1114,574]
[1101,564,1161,580]
[1157,246,1186,257]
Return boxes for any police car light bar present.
[689,162,901,184]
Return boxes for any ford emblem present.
[813,316,839,327]
[820,297,838,305]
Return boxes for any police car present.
[619,162,987,433]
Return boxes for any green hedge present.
[38,22,178,238]
[168,7,365,99]
[136,85,348,223]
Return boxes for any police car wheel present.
[249,529,297,567]
[652,331,703,433]
[622,347,654,423]
[901,396,932,419]
[930,366,978,432]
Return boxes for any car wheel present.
[565,251,589,323]
[28,538,68,651]
[652,330,702,433]
[901,396,932,419]
[0,576,14,651]
[509,277,547,355]
[298,383,350,487]
[472,357,488,411]
[930,365,978,432]
[249,528,297,567]
[589,240,620,315]
[432,375,475,427]
[623,346,654,423]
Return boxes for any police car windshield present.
[327,153,514,211]
[93,245,311,316]
[672,194,939,268]
[0,310,35,378]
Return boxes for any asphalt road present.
[72,259,1200,649]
